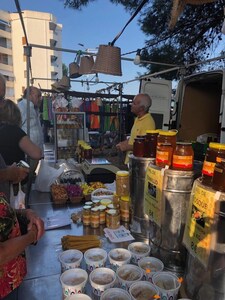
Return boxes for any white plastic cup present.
[116,264,143,291]
[100,287,131,300]
[89,267,116,297]
[138,256,164,283]
[65,294,92,300]
[128,242,151,264]
[129,281,160,300]
[59,249,83,273]
[108,248,132,271]
[84,248,107,272]
[152,271,181,300]
[60,268,88,299]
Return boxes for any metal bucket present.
[129,154,155,241]
[150,169,194,274]
[184,180,225,300]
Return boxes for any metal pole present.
[24,45,32,138]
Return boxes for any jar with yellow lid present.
[133,137,145,157]
[92,199,100,206]
[202,142,225,187]
[144,130,159,158]
[156,143,173,168]
[83,145,92,160]
[82,205,91,226]
[116,170,130,197]
[90,207,100,228]
[120,196,130,222]
[85,201,93,207]
[157,130,177,150]
[106,209,120,229]
[98,205,106,225]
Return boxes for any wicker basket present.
[69,195,83,204]
[51,184,68,205]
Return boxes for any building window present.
[0,37,7,48]
[0,53,8,64]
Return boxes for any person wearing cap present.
[116,93,155,164]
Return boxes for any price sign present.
[183,180,216,268]
[144,166,163,226]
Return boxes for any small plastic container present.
[152,271,181,300]
[84,248,107,272]
[65,295,92,300]
[100,288,131,300]
[91,188,114,202]
[108,248,132,271]
[59,249,83,273]
[138,256,164,283]
[89,267,116,297]
[116,264,143,291]
[128,242,151,264]
[129,281,160,300]
[60,268,88,299]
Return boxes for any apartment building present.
[0,9,62,101]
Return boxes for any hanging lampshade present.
[69,62,81,78]
[52,75,71,92]
[79,56,94,75]
[92,44,122,76]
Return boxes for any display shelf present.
[54,112,86,160]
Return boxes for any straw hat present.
[51,75,71,92]
[92,44,122,76]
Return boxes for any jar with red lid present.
[156,143,173,168]
[202,142,225,186]
[212,158,225,192]
[157,130,177,150]
[144,130,159,158]
[133,137,145,157]
[172,142,194,171]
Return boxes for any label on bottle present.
[173,155,193,169]
[202,160,216,176]
[156,150,169,164]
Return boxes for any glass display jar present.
[202,142,225,187]
[83,145,92,160]
[90,207,100,228]
[106,209,120,229]
[144,130,159,158]
[120,196,130,222]
[98,205,106,225]
[82,205,91,226]
[157,130,177,150]
[133,137,145,157]
[116,170,130,197]
[212,158,225,192]
[156,143,173,168]
[172,142,194,171]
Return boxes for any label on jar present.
[156,150,169,164]
[173,155,193,169]
[202,160,216,176]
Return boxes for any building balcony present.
[0,46,12,55]
[0,29,11,39]
[0,63,13,72]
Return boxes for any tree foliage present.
[63,0,225,80]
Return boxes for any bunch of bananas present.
[61,235,101,252]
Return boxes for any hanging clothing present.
[90,100,100,129]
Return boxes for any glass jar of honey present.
[172,142,194,171]
[144,130,159,158]
[120,196,130,222]
[212,158,225,192]
[90,207,100,228]
[106,209,120,229]
[202,142,225,187]
[133,137,145,157]
[82,205,91,226]
[116,171,130,197]
[156,143,173,168]
[98,205,106,225]
[157,130,177,150]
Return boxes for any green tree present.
[63,0,225,79]
[62,63,68,76]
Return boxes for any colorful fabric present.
[0,194,26,298]
[90,100,100,129]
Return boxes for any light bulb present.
[133,49,141,65]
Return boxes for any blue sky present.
[1,0,149,95]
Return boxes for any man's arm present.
[0,164,29,184]
[116,139,133,152]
